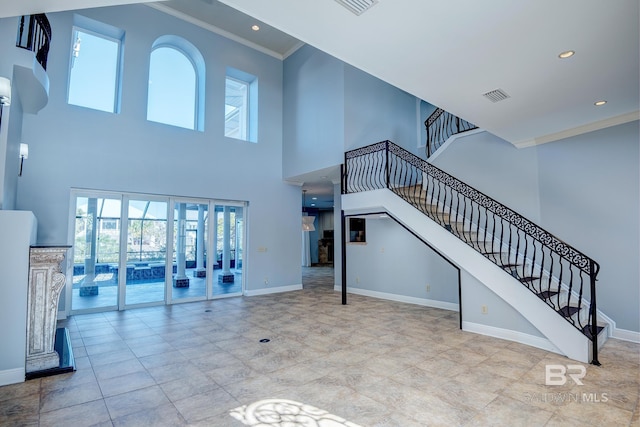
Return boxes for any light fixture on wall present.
[18,143,28,177]
[302,190,316,232]
[0,77,11,130]
[0,77,11,106]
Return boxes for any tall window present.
[147,36,205,131]
[225,67,257,142]
[225,77,248,140]
[68,17,124,113]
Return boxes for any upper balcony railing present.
[425,108,478,158]
[16,14,52,71]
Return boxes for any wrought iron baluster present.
[343,141,601,362]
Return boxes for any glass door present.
[170,201,208,302]
[71,196,121,312]
[213,204,243,297]
[124,198,168,307]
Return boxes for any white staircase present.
[342,187,608,363]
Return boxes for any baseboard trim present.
[244,284,302,297]
[336,286,459,311]
[462,321,562,355]
[611,328,640,343]
[0,367,25,387]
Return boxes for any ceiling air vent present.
[483,88,511,103]
[335,0,379,16]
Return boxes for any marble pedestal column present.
[26,246,70,374]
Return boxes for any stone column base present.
[219,274,235,283]
[192,269,206,278]
[26,351,60,373]
[173,277,190,288]
[79,285,99,296]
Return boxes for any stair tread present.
[500,263,522,268]
[582,325,606,339]
[537,290,559,299]
[557,306,581,317]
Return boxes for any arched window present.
[147,36,205,131]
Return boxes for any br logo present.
[545,364,586,386]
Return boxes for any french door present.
[68,190,245,314]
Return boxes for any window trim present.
[147,35,206,132]
[67,25,124,114]
[225,67,258,143]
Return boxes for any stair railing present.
[16,14,52,71]
[344,140,601,364]
[425,108,478,158]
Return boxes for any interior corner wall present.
[431,121,640,334]
[283,44,345,179]
[343,65,421,156]
[535,120,640,333]
[283,45,424,180]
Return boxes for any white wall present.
[432,131,542,222]
[0,16,25,210]
[0,211,36,386]
[283,45,424,180]
[346,216,459,304]
[432,121,640,333]
[283,45,345,179]
[460,270,543,337]
[535,121,639,333]
[343,64,420,155]
[3,5,302,303]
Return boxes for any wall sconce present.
[0,77,11,106]
[0,77,11,130]
[18,143,28,177]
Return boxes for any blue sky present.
[68,30,196,130]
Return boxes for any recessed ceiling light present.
[558,50,575,59]
[311,203,316,207]
[251,25,260,31]
[312,197,317,200]
[594,100,607,106]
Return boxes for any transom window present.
[225,77,248,140]
[225,67,257,142]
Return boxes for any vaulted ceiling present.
[7,0,638,147]
[3,0,638,208]
[217,0,639,148]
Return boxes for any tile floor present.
[1,267,638,426]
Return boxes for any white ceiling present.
[10,0,637,146]
[217,0,639,147]
[4,0,638,207]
